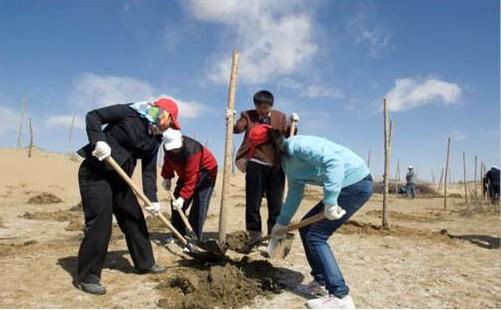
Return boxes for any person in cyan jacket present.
[75,98,180,295]
[249,125,372,309]
[161,128,218,241]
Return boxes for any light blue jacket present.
[276,135,370,226]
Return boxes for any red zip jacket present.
[161,136,218,200]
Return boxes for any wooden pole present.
[367,150,371,169]
[382,98,390,228]
[438,168,444,192]
[444,137,451,209]
[463,151,468,204]
[218,50,240,243]
[27,118,33,158]
[68,111,76,154]
[474,155,478,199]
[17,91,27,148]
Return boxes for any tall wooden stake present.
[438,168,444,192]
[17,91,27,147]
[27,117,33,158]
[382,98,390,228]
[218,50,240,243]
[463,151,468,204]
[444,137,451,209]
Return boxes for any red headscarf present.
[154,98,180,129]
[247,124,272,158]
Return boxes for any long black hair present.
[267,128,285,167]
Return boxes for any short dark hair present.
[253,90,274,106]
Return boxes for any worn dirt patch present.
[365,210,447,222]
[0,240,38,256]
[155,256,302,309]
[22,209,78,222]
[145,212,172,232]
[27,192,63,204]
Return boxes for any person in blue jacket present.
[248,124,373,309]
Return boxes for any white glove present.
[162,179,171,191]
[225,108,236,121]
[324,204,346,220]
[91,141,111,161]
[172,197,185,210]
[266,223,286,257]
[145,202,161,216]
[290,112,300,122]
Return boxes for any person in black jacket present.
[485,166,500,204]
[75,98,180,295]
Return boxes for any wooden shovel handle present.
[167,190,197,239]
[261,212,325,242]
[289,120,297,137]
[104,156,190,247]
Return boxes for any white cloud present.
[0,105,20,135]
[279,78,344,99]
[46,115,86,130]
[188,0,318,84]
[385,78,462,112]
[70,73,207,119]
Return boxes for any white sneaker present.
[305,294,355,309]
[296,280,329,297]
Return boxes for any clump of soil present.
[155,257,300,309]
[27,192,63,204]
[223,230,255,253]
[0,240,37,257]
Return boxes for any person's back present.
[406,169,417,184]
[405,166,417,198]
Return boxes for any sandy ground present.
[0,148,499,308]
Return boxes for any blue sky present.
[0,0,498,181]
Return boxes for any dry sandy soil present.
[0,148,499,308]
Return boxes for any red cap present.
[247,124,272,158]
[154,98,180,129]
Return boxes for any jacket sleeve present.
[276,177,305,226]
[85,104,137,145]
[141,152,158,203]
[161,156,175,179]
[233,112,247,134]
[179,152,202,201]
[289,142,344,206]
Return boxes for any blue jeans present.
[406,183,416,198]
[299,175,373,298]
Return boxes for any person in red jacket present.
[161,128,218,241]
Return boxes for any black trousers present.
[172,171,216,241]
[245,161,285,235]
[77,160,155,284]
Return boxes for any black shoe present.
[136,264,166,274]
[76,281,106,295]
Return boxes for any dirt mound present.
[365,210,447,222]
[224,230,255,253]
[155,257,301,308]
[27,192,63,204]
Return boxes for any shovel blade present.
[268,233,295,259]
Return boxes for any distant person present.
[160,128,218,242]
[75,98,180,295]
[406,165,417,199]
[250,125,372,309]
[226,89,298,242]
[485,166,500,204]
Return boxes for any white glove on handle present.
[162,179,171,191]
[91,141,111,161]
[225,108,236,121]
[172,197,185,210]
[290,112,300,122]
[145,202,161,216]
[266,223,286,257]
[324,204,347,220]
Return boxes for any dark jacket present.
[77,104,162,202]
[161,136,218,200]
[234,109,293,165]
[486,168,500,186]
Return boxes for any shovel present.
[104,156,224,262]
[166,190,226,257]
[243,212,326,258]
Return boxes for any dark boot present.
[76,281,106,295]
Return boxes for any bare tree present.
[444,137,452,209]
[27,118,33,158]
[382,98,391,228]
[463,151,468,204]
[17,91,28,147]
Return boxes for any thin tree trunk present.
[438,168,444,192]
[382,99,390,228]
[218,50,240,243]
[28,118,33,158]
[463,151,468,204]
[68,111,76,154]
[474,155,478,199]
[444,137,452,209]
[17,91,27,148]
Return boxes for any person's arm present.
[161,156,176,179]
[85,104,137,145]
[233,112,248,134]
[276,177,305,226]
[142,152,158,202]
[178,152,203,201]
[289,142,344,206]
